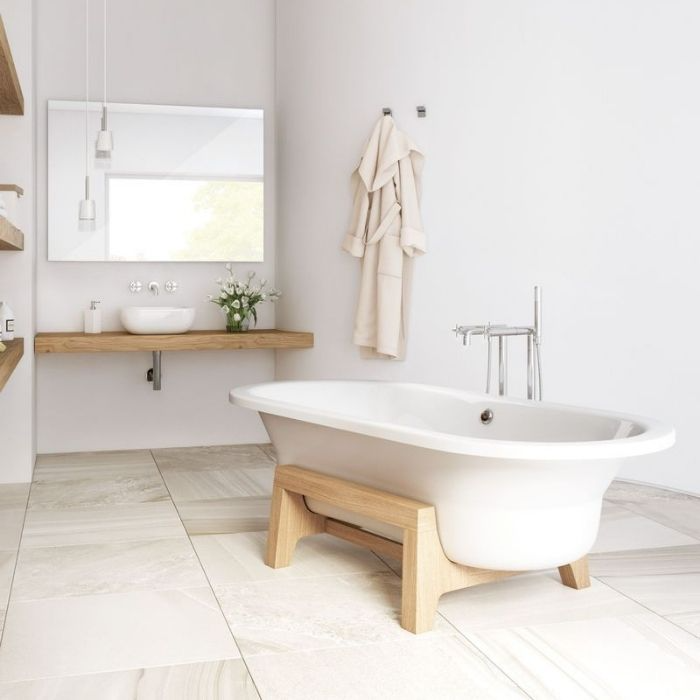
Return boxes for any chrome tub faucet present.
[454,286,543,400]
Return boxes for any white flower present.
[260,278,267,286]
[220,292,228,300]
[260,293,267,301]
[241,296,249,307]
[232,299,241,309]
[225,263,233,272]
[233,313,241,322]
[222,305,229,313]
[247,271,255,279]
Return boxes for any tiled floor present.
[0,447,698,698]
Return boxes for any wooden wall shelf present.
[0,338,24,391]
[0,216,23,251]
[35,330,314,354]
[0,16,24,115]
[0,184,23,197]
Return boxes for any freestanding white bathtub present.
[230,381,674,571]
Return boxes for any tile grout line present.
[371,552,535,699]
[0,478,34,649]
[149,449,265,700]
[605,492,700,544]
[593,573,700,642]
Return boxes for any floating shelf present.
[35,329,314,354]
[0,338,24,391]
[0,184,23,196]
[0,16,24,115]
[0,216,23,251]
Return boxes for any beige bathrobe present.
[342,115,425,359]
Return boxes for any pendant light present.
[95,0,113,162]
[78,0,96,229]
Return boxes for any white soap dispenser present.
[84,300,102,334]
[0,302,15,341]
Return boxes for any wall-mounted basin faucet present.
[148,281,160,296]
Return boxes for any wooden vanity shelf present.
[35,330,314,354]
[0,16,24,115]
[0,216,23,251]
[0,338,24,391]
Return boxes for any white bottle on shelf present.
[0,302,15,341]
[84,300,102,334]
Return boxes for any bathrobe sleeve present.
[398,153,426,257]
[341,175,370,258]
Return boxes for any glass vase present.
[226,314,251,333]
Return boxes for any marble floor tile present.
[161,467,274,503]
[215,570,449,657]
[0,485,29,512]
[246,634,525,700]
[0,659,259,700]
[599,572,700,618]
[21,502,185,547]
[0,552,16,640]
[192,531,388,586]
[0,512,25,551]
[176,497,270,535]
[590,543,700,577]
[12,537,207,601]
[606,481,700,540]
[28,474,169,510]
[34,450,157,482]
[152,445,273,473]
[256,443,277,461]
[439,574,644,632]
[0,552,17,601]
[0,587,239,682]
[605,479,693,504]
[668,611,700,638]
[591,502,697,553]
[464,612,700,700]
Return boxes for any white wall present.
[275,0,700,493]
[0,1,35,482]
[35,0,276,453]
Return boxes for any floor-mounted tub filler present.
[230,381,675,633]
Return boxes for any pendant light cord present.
[84,0,89,192]
[103,0,107,107]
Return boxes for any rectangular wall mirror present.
[48,101,264,262]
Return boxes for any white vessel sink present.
[121,307,196,335]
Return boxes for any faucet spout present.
[454,325,487,347]
[148,281,160,296]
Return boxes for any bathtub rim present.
[230,380,675,461]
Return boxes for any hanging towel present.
[342,115,425,359]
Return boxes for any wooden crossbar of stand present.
[265,464,591,634]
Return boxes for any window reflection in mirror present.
[48,102,264,262]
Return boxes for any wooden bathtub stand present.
[265,464,591,634]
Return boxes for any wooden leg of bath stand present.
[401,527,444,634]
[264,465,588,634]
[265,481,325,568]
[558,556,591,589]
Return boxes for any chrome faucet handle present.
[164,280,178,294]
[129,281,143,294]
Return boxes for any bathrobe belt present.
[365,201,401,246]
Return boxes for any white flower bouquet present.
[209,264,281,332]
